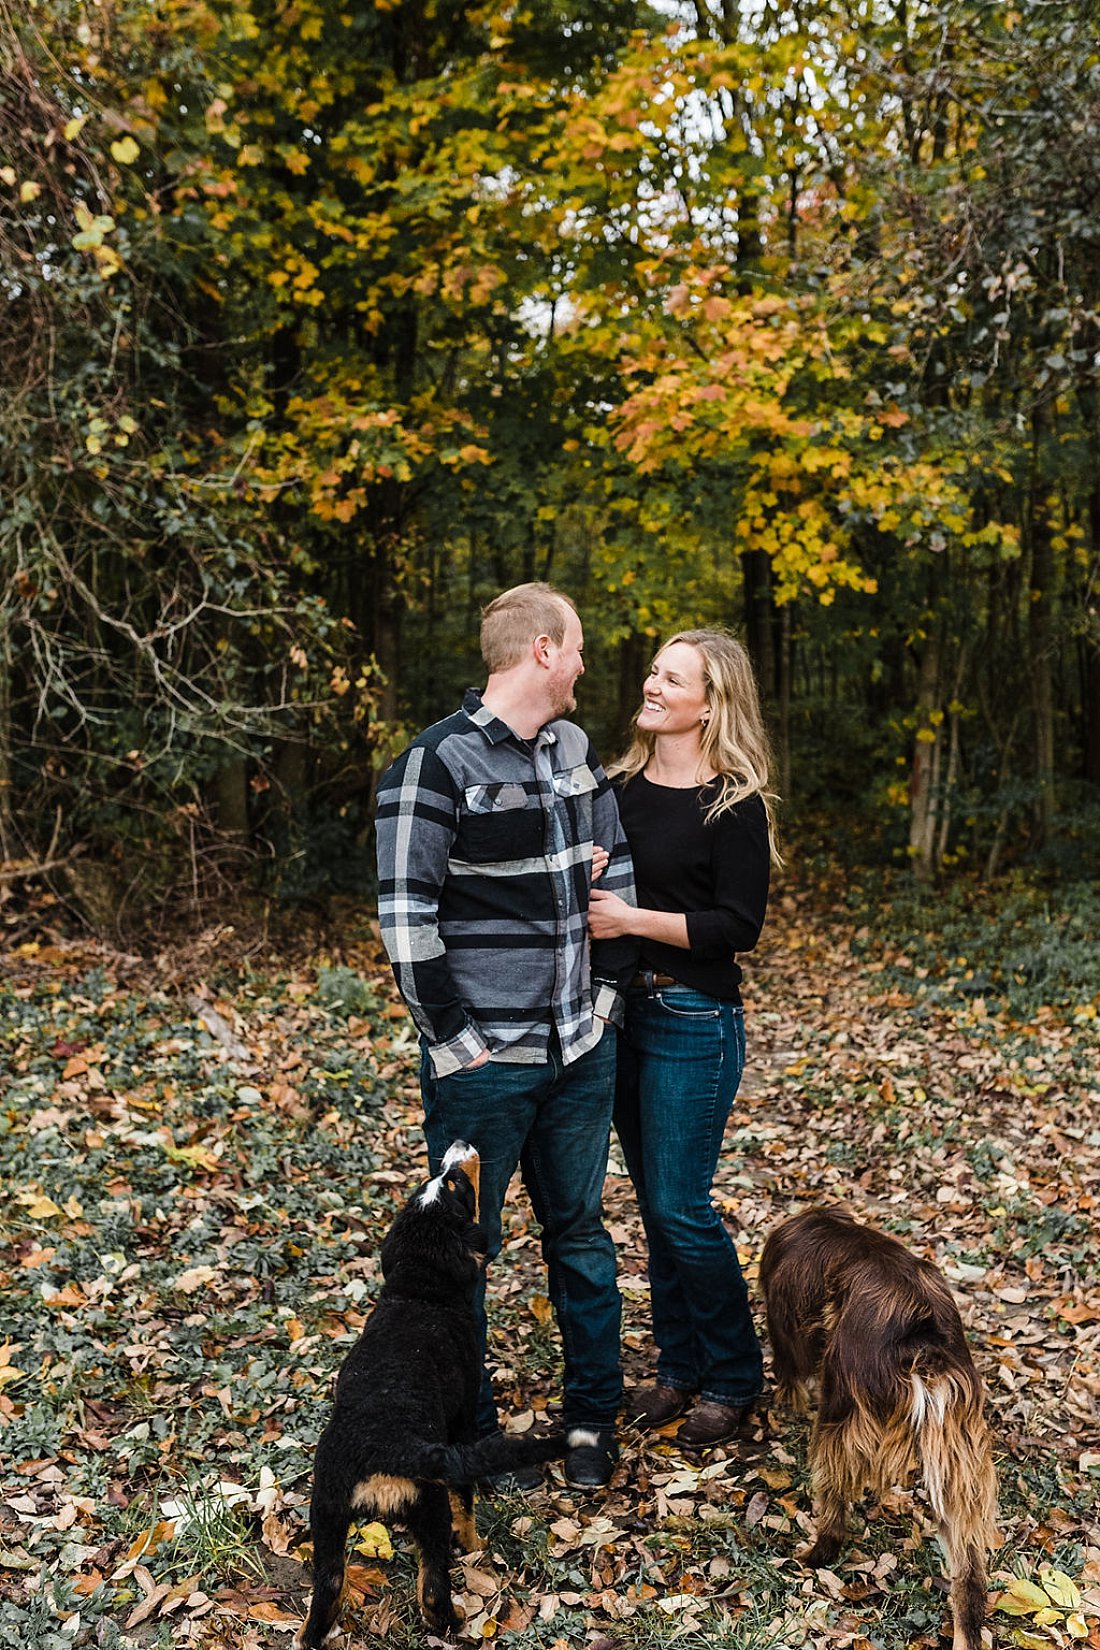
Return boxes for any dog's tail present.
[911,1367,998,1650]
[368,1428,566,1486]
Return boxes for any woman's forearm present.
[632,907,691,949]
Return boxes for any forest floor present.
[2,873,1099,1650]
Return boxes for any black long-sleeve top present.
[614,772,770,1002]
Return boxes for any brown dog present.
[760,1207,997,1650]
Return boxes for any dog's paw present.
[773,1380,813,1415]
[294,1627,341,1650]
[797,1536,844,1569]
[422,1598,464,1636]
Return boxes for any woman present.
[589,629,779,1447]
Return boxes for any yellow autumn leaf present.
[110,135,140,165]
[995,1577,1055,1616]
[528,1293,553,1325]
[64,114,88,141]
[20,181,42,202]
[124,1520,176,1562]
[94,245,123,279]
[1038,1569,1081,1610]
[1066,1613,1088,1638]
[162,1142,221,1172]
[0,1343,27,1390]
[0,165,16,186]
[353,1522,393,1560]
[23,1194,63,1219]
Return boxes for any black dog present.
[760,1207,998,1650]
[297,1143,565,1646]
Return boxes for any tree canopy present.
[2,0,1097,917]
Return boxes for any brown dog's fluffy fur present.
[760,1207,998,1650]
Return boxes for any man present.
[375,583,637,1490]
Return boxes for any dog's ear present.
[441,1164,478,1225]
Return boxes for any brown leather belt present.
[630,971,680,989]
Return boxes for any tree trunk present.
[1027,468,1057,842]
[777,600,792,804]
[1078,393,1100,784]
[617,634,649,746]
[908,625,942,880]
[740,546,776,705]
[275,736,309,813]
[936,645,968,863]
[1085,636,1100,787]
[0,605,12,859]
[374,569,401,723]
[212,755,251,843]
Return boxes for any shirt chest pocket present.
[458,782,543,863]
[552,764,599,801]
[550,764,601,837]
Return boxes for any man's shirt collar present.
[462,687,558,747]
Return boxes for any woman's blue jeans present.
[614,984,763,1406]
[420,1028,623,1436]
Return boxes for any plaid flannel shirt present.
[376,689,638,1077]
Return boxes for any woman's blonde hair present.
[610,628,782,864]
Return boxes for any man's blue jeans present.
[614,984,763,1406]
[420,1028,622,1436]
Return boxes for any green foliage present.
[1,0,1097,906]
[315,965,382,1019]
[844,866,1100,1017]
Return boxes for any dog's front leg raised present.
[407,1484,463,1634]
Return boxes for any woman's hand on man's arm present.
[589,891,691,949]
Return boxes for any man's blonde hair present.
[480,582,577,673]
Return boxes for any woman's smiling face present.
[636,641,709,737]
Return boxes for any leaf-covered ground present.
[2,881,1098,1650]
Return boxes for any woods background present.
[2,0,1098,928]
